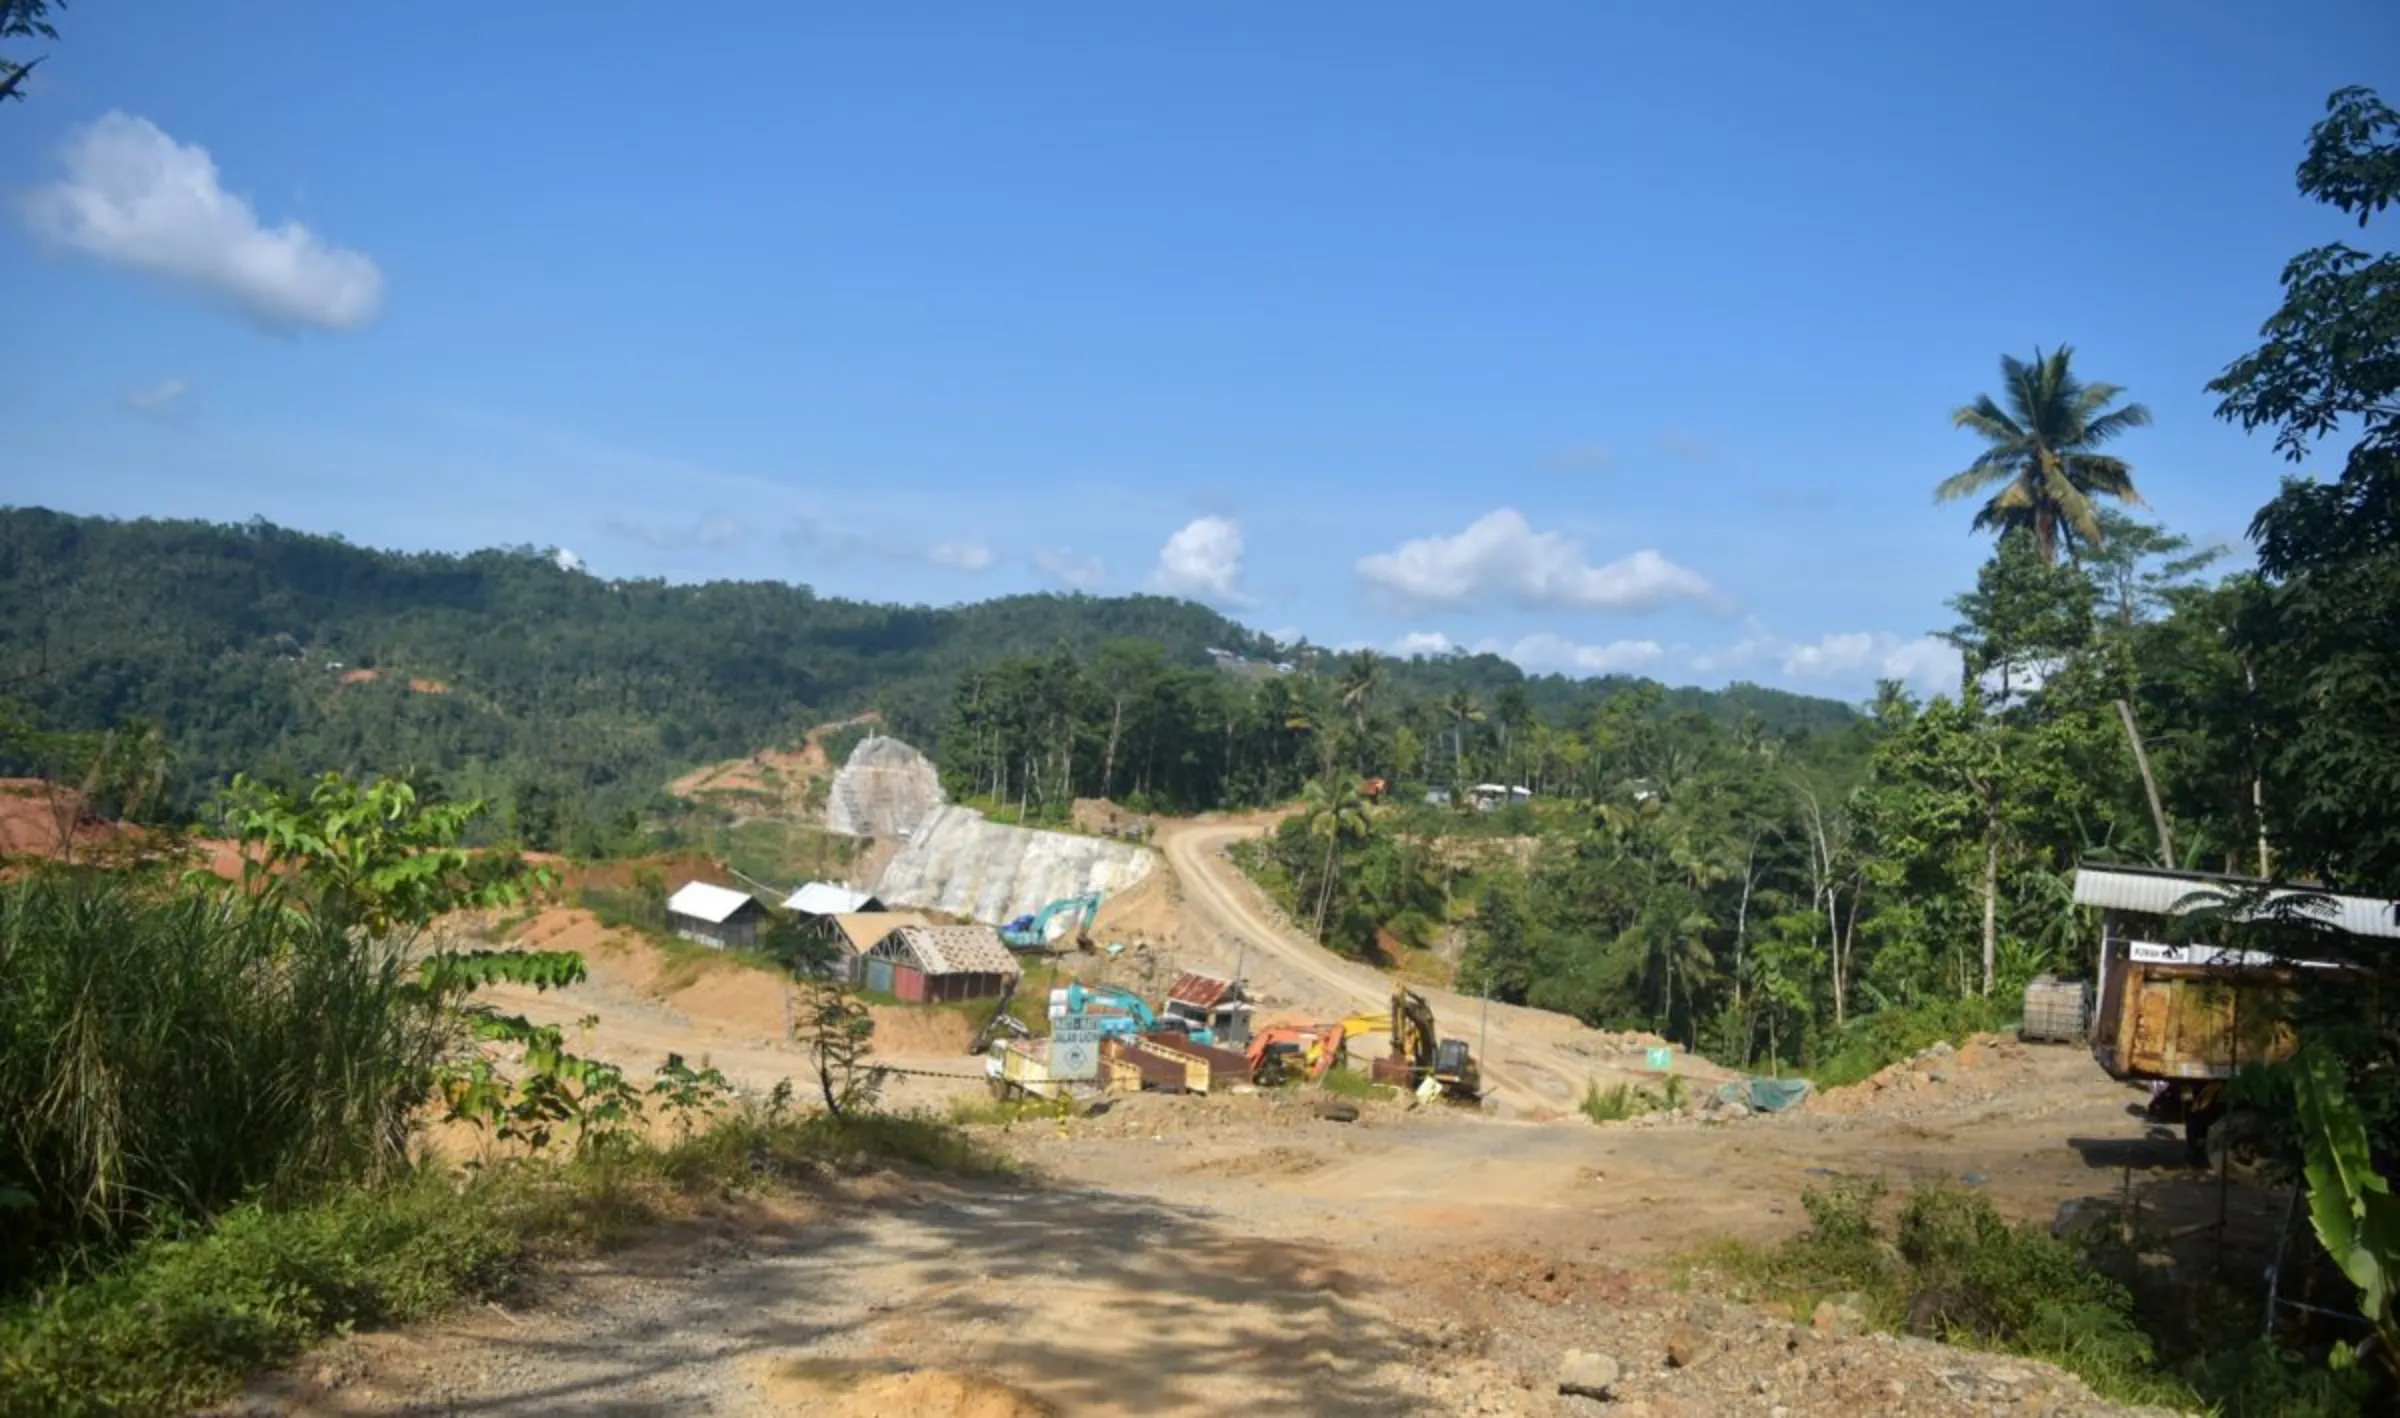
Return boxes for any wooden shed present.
[864,923,1021,1003]
[665,880,766,950]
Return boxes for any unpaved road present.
[1156,818,1729,1116]
[221,1044,2206,1417]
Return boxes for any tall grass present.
[0,870,444,1289]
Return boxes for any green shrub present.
[0,870,442,1287]
[1700,1178,2192,1409]
[0,1105,1005,1418]
[1805,995,2010,1090]
[1319,1067,1399,1102]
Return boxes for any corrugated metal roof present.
[883,924,1022,977]
[666,880,759,925]
[784,881,876,916]
[2072,865,2400,940]
[831,911,924,954]
[1166,972,1239,1009]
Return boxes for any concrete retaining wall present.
[870,804,1157,925]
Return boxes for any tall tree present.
[1937,347,2153,564]
[2210,85,2400,890]
[1,1,62,107]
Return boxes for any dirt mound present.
[1806,1032,2043,1117]
[1070,797,1148,840]
[796,1370,1056,1418]
[826,735,945,838]
[667,714,881,819]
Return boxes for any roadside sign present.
[1645,1046,1674,1072]
[1050,1012,1102,1081]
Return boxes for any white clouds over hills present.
[1149,516,1251,607]
[1355,509,1721,613]
[18,112,383,332]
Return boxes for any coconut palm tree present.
[1937,346,2152,564]
[1300,774,1373,944]
[1440,690,1485,781]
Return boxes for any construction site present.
[227,734,2360,1418]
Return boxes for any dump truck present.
[2075,864,2392,1162]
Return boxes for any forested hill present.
[0,507,1851,835]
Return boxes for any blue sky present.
[3,3,2392,702]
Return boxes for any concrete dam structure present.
[871,804,1158,926]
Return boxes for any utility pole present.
[1478,979,1490,1073]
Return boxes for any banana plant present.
[2291,1045,2400,1379]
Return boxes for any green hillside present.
[0,507,1853,843]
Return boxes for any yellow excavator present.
[1332,987,1480,1103]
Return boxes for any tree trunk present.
[1731,838,1757,1016]
[1312,830,1339,943]
[2242,657,2272,878]
[2114,697,2176,870]
[1980,789,2001,997]
[1102,694,1125,798]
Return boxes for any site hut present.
[1164,972,1255,1048]
[665,881,768,951]
[782,881,884,947]
[827,910,927,986]
[864,922,1022,1003]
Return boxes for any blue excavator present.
[1053,981,1217,1048]
[1000,893,1102,953]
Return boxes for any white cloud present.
[927,539,996,572]
[1148,516,1251,606]
[1394,631,1461,657]
[1389,629,1661,677]
[552,548,586,573]
[609,513,743,550]
[1355,509,1720,613]
[18,111,384,332]
[1702,629,1960,696]
[1505,632,1665,675]
[116,376,190,420]
[1032,547,1106,591]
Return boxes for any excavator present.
[968,974,1031,1055]
[1246,1025,1340,1086]
[1387,987,1482,1103]
[1000,894,1101,953]
[1077,984,1216,1048]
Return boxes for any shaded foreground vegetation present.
[0,772,999,1415]
[0,1107,1002,1418]
[1696,1177,2379,1416]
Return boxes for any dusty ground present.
[224,816,2232,1416]
[220,1042,2207,1417]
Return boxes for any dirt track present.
[1155,818,1729,1116]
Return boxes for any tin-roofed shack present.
[1164,972,1254,1047]
[665,880,767,950]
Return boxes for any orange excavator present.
[1246,1025,1341,1086]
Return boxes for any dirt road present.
[1156,818,1725,1117]
[222,1042,2199,1418]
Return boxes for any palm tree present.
[1937,346,2151,564]
[1440,690,1485,782]
[1300,775,1373,944]
[1335,650,1387,774]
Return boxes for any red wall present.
[892,963,927,1003]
